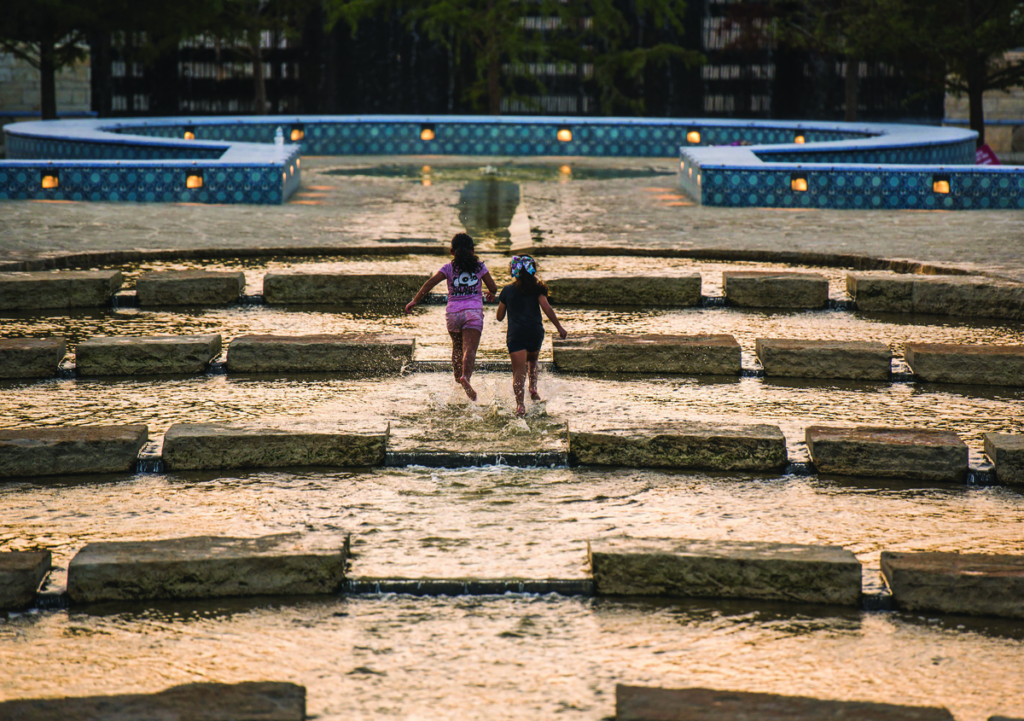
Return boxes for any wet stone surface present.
[756,339,892,381]
[553,334,741,374]
[0,549,51,610]
[226,334,415,374]
[806,426,969,482]
[136,270,246,306]
[905,343,1024,387]
[0,424,148,478]
[0,337,66,378]
[75,333,222,376]
[0,270,122,310]
[983,433,1024,486]
[723,271,829,309]
[263,272,426,305]
[547,274,702,306]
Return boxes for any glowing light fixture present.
[183,129,195,140]
[559,165,572,174]
[794,135,805,144]
[282,173,287,183]
[557,127,572,142]
[290,125,305,141]
[697,173,701,186]
[686,130,700,144]
[186,171,203,189]
[422,165,431,174]
[688,167,692,178]
[933,175,950,193]
[420,124,436,141]
[791,174,808,192]
[296,158,301,168]
[41,173,59,189]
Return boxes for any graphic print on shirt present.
[451,267,480,297]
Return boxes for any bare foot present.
[516,404,526,417]
[529,388,542,402]
[459,376,477,401]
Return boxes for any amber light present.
[559,165,571,174]
[686,130,700,144]
[794,135,806,144]
[420,125,435,141]
[557,128,572,142]
[791,176,808,192]
[296,158,301,168]
[41,174,59,189]
[184,130,195,140]
[290,127,305,141]
[186,172,203,189]
[933,177,950,193]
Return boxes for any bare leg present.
[510,349,528,416]
[449,331,463,382]
[459,328,482,401]
[527,350,541,401]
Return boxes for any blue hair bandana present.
[510,255,536,278]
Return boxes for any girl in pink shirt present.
[405,233,497,400]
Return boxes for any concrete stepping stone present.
[0,425,148,478]
[723,271,829,309]
[881,550,1024,619]
[0,337,66,378]
[0,550,51,610]
[570,421,787,471]
[905,343,1024,386]
[553,334,741,374]
[616,684,954,721]
[756,338,892,381]
[0,681,305,721]
[227,333,415,373]
[162,421,388,470]
[806,426,968,482]
[0,270,122,310]
[76,333,222,376]
[984,433,1024,485]
[67,533,349,603]
[589,537,862,605]
[547,274,701,306]
[136,270,245,305]
[848,273,1024,320]
[263,271,424,304]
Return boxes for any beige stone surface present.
[756,338,891,381]
[984,433,1024,486]
[589,537,861,605]
[0,550,51,610]
[263,272,424,305]
[546,274,701,306]
[553,334,741,374]
[0,270,122,310]
[849,273,1024,320]
[806,426,968,482]
[136,270,245,306]
[570,421,787,471]
[905,343,1024,386]
[881,550,1024,619]
[227,334,415,374]
[0,425,147,478]
[76,334,222,376]
[0,337,66,379]
[68,533,348,603]
[723,271,829,309]
[847,273,914,312]
[162,421,388,470]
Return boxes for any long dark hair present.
[512,255,548,297]
[450,233,480,275]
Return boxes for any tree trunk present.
[844,57,858,122]
[39,35,57,120]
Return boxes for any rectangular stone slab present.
[589,537,862,605]
[756,338,892,381]
[547,275,701,306]
[806,426,968,482]
[76,334,222,376]
[0,550,51,610]
[263,272,425,304]
[846,273,914,312]
[553,334,741,374]
[0,337,66,378]
[723,271,829,309]
[848,273,1024,320]
[0,425,148,478]
[67,533,349,603]
[136,270,245,306]
[0,682,305,721]
[227,333,415,373]
[905,343,1024,386]
[616,685,954,721]
[984,433,1024,486]
[0,270,122,310]
[162,421,387,470]
[881,551,1024,619]
[570,421,787,471]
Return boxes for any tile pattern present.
[756,141,974,165]
[7,134,223,161]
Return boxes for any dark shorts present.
[507,328,544,354]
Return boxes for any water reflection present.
[458,179,520,245]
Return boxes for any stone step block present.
[0,337,66,378]
[983,433,1024,486]
[0,682,305,721]
[905,343,1024,386]
[67,533,348,603]
[0,550,51,610]
[756,338,892,381]
[806,426,968,482]
[0,270,122,310]
[616,685,954,721]
[136,270,245,306]
[723,271,829,309]
[0,425,148,478]
[589,537,862,605]
[848,273,1024,320]
[547,274,701,306]
[553,334,741,374]
[881,551,1024,619]
[227,333,415,373]
[76,334,222,376]
[162,421,388,470]
[263,272,424,305]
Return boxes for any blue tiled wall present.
[7,133,224,161]
[755,140,974,165]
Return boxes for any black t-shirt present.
[498,283,544,335]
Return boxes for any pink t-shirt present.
[440,261,489,313]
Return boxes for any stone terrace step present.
[547,274,701,306]
[983,433,1024,486]
[553,334,741,374]
[0,270,122,310]
[75,333,222,376]
[227,333,415,373]
[0,550,51,610]
[589,537,862,605]
[263,272,424,305]
[0,424,148,478]
[723,271,829,309]
[345,578,591,596]
[616,685,954,721]
[756,338,892,381]
[806,426,968,482]
[905,343,1024,386]
[162,421,388,470]
[570,421,787,471]
[67,533,348,604]
[136,270,245,306]
[847,273,1024,320]
[0,337,66,379]
[881,551,1024,619]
